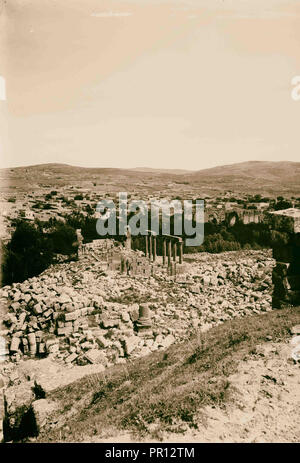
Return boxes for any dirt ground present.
[88,341,300,443]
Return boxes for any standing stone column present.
[163,239,166,266]
[145,235,149,258]
[168,240,172,266]
[173,241,177,262]
[179,241,183,264]
[28,333,37,357]
[121,256,126,273]
[168,262,176,277]
[149,235,152,261]
[153,235,157,262]
[136,303,152,332]
[267,209,300,308]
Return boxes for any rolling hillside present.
[188,161,300,182]
[1,161,300,196]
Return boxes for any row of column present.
[145,235,183,265]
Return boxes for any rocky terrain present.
[0,248,274,368]
[0,246,277,441]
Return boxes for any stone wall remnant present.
[267,208,300,308]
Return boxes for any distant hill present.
[3,163,132,176]
[131,167,192,175]
[187,161,300,182]
[3,160,299,181]
[3,163,192,177]
[1,161,299,196]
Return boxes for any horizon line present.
[1,159,298,172]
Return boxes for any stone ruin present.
[143,230,186,277]
[77,229,188,278]
[267,208,300,309]
[2,210,300,441]
[225,209,264,227]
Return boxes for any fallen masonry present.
[2,214,300,441]
[0,242,275,440]
[0,245,274,368]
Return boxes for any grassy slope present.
[36,306,300,443]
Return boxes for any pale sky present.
[0,0,300,169]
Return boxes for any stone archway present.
[226,211,240,227]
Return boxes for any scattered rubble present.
[0,246,273,372]
[2,209,300,442]
[0,240,289,442]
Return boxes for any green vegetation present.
[132,220,272,255]
[194,222,272,253]
[35,306,300,443]
[2,222,53,286]
[1,191,294,285]
[1,220,78,286]
[274,197,293,211]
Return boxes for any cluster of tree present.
[246,194,270,203]
[187,221,272,254]
[32,202,54,210]
[273,196,293,211]
[2,199,294,286]
[45,191,58,200]
[1,220,78,286]
[130,212,275,255]
[184,239,241,254]
[63,212,99,242]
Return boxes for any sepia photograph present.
[0,0,300,452]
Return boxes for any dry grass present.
[35,306,300,443]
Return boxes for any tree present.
[49,223,78,255]
[274,199,292,211]
[2,222,53,285]
[1,220,80,286]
